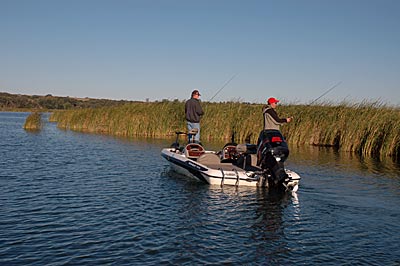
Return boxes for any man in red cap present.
[263,97,292,130]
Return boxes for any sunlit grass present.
[50,100,400,159]
[24,112,42,131]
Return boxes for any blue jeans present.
[187,122,200,142]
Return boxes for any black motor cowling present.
[257,130,290,187]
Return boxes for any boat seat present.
[221,144,237,161]
[197,153,221,165]
[187,128,199,143]
[234,144,260,170]
[188,128,199,135]
[184,143,205,159]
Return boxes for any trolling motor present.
[257,129,290,188]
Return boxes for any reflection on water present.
[162,167,304,264]
[1,112,400,265]
[288,145,400,178]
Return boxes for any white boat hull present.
[161,148,300,190]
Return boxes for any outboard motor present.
[257,130,290,188]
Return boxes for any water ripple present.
[1,113,400,265]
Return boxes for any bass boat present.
[161,129,301,192]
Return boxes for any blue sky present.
[1,0,400,105]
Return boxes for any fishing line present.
[208,73,238,102]
[294,81,342,119]
[308,81,342,105]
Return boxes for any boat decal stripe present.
[161,153,209,183]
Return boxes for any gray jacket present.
[263,106,287,130]
[185,98,204,123]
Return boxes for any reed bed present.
[51,101,185,137]
[24,112,42,130]
[50,101,400,159]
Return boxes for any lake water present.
[1,112,400,265]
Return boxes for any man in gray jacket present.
[185,90,204,143]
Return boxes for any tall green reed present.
[50,100,400,159]
[24,112,42,130]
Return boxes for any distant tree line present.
[0,92,136,110]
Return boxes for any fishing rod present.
[208,73,238,102]
[307,81,342,106]
[293,81,342,119]
[206,73,238,144]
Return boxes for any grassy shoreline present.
[23,112,42,130]
[49,101,400,159]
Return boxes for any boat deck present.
[196,153,261,172]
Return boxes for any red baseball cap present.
[267,97,279,104]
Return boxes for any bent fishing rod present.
[204,73,238,142]
[208,73,238,102]
[307,81,342,106]
[293,81,342,119]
